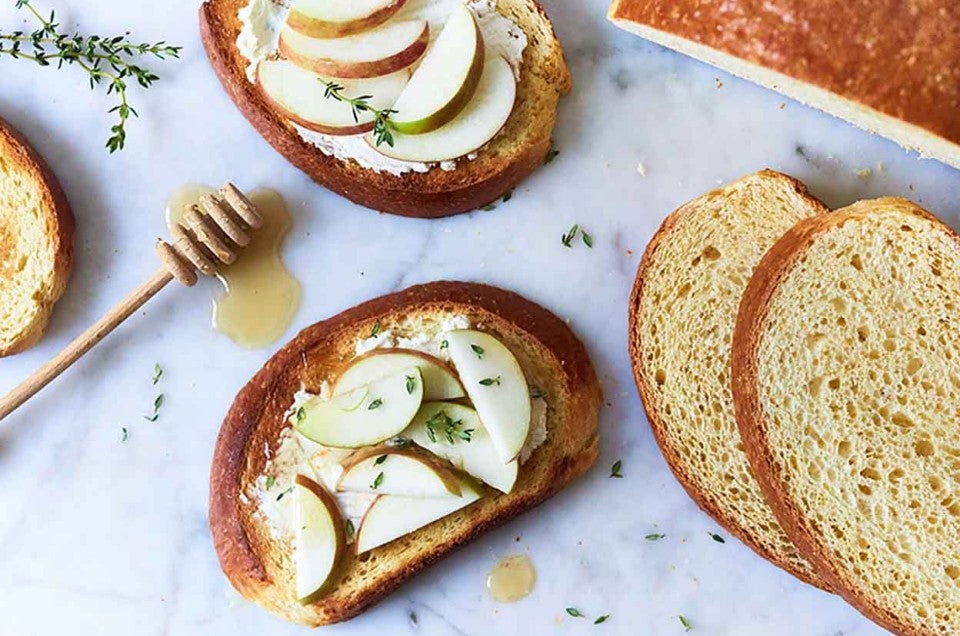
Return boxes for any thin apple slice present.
[257,60,408,135]
[445,330,530,462]
[406,402,518,493]
[287,0,407,39]
[279,20,428,79]
[334,349,465,401]
[336,446,462,497]
[355,478,482,554]
[389,5,483,134]
[370,55,516,162]
[294,367,424,448]
[294,474,346,605]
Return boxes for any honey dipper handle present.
[0,268,174,421]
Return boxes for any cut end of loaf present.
[736,198,960,635]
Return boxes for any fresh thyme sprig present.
[0,1,181,152]
[319,78,396,147]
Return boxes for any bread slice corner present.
[630,169,830,588]
[733,197,960,636]
[209,281,601,625]
[0,117,74,357]
[199,0,572,218]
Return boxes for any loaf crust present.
[209,281,601,626]
[0,117,74,357]
[732,199,959,636]
[608,0,960,170]
[199,0,571,218]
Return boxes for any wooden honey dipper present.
[0,183,263,421]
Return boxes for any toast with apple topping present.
[199,0,571,218]
[209,281,601,625]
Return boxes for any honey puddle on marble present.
[487,554,536,603]
[165,185,301,349]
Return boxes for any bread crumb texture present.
[0,133,67,355]
[756,202,960,633]
[634,170,825,584]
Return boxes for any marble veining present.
[1,0,958,634]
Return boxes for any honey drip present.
[487,554,536,603]
[165,185,300,348]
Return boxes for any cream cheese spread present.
[236,0,527,176]
[248,315,548,540]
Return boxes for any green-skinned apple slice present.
[405,402,518,494]
[334,349,465,401]
[336,446,462,497]
[388,5,484,134]
[279,20,428,79]
[294,474,346,605]
[287,0,407,39]
[445,330,530,462]
[354,477,482,554]
[369,55,516,162]
[257,60,408,135]
[294,367,423,448]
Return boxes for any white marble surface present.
[1,1,958,634]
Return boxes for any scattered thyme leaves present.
[425,410,473,444]
[594,615,610,625]
[143,393,163,421]
[679,615,692,631]
[708,532,726,544]
[265,475,276,490]
[371,471,384,490]
[151,363,163,385]
[471,344,484,358]
[479,376,501,386]
[368,398,383,410]
[645,533,666,541]
[610,460,623,478]
[1,1,182,152]
[566,608,584,618]
[319,79,396,147]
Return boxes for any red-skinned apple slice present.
[279,20,429,79]
[336,446,462,497]
[257,60,408,136]
[287,0,407,39]
[294,474,346,605]
[369,56,516,162]
[389,5,484,135]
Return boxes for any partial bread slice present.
[210,282,601,626]
[629,170,829,587]
[733,199,960,635]
[0,117,74,357]
[199,0,572,218]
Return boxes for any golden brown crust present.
[608,0,960,166]
[731,199,951,636]
[0,117,74,357]
[210,281,601,625]
[199,0,571,218]
[628,170,829,590]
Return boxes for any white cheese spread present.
[236,0,527,175]
[248,316,548,540]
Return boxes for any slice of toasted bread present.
[629,170,830,588]
[199,0,572,218]
[210,281,601,625]
[0,117,74,357]
[733,198,960,635]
